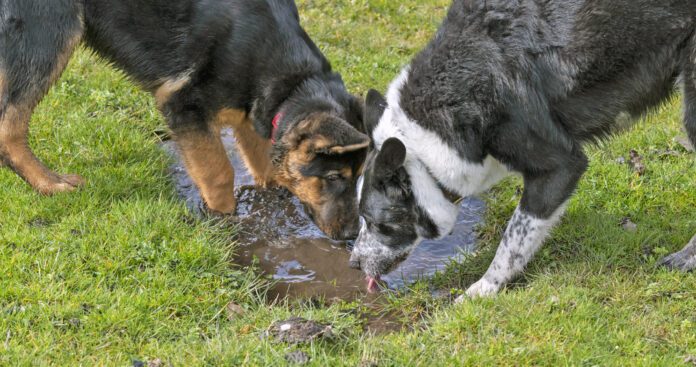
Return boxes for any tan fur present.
[0,68,5,168]
[275,140,325,211]
[327,141,370,154]
[215,108,275,187]
[339,166,353,179]
[0,105,85,194]
[274,138,325,206]
[0,26,85,194]
[174,128,237,214]
[154,74,191,109]
[292,175,325,209]
[0,69,5,97]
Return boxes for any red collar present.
[271,112,283,144]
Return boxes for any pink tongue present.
[366,276,381,293]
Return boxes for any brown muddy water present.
[162,129,484,301]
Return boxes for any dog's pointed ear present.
[320,119,371,155]
[364,89,386,136]
[284,115,370,155]
[375,137,406,176]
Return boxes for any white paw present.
[464,278,501,299]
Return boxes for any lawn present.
[1,0,695,365]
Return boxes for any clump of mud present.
[163,129,484,301]
[265,317,333,344]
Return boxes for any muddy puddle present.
[163,129,484,301]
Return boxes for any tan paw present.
[36,173,85,195]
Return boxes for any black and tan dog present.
[0,0,369,239]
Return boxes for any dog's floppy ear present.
[375,137,406,175]
[364,89,386,136]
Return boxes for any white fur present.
[356,174,364,203]
[458,202,568,300]
[372,67,512,237]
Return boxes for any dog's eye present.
[325,173,342,181]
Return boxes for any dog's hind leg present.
[0,1,85,194]
[658,37,696,272]
[660,234,696,272]
[683,34,696,146]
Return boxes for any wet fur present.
[0,0,368,239]
[353,0,696,295]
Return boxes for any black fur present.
[1,0,368,239]
[79,0,364,139]
[353,0,696,286]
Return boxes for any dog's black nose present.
[349,259,361,270]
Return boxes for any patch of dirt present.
[266,317,333,344]
[28,218,51,228]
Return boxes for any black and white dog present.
[350,0,696,298]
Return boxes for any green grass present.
[1,1,695,365]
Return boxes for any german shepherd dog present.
[0,0,369,239]
[351,0,696,296]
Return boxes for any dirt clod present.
[267,317,333,344]
[628,150,645,175]
[226,302,245,320]
[28,218,51,228]
[620,217,638,232]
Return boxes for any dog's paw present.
[463,278,501,299]
[659,253,696,272]
[36,173,85,195]
[658,235,696,272]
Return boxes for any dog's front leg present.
[174,127,237,215]
[460,156,587,300]
[659,234,696,272]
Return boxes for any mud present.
[266,317,333,344]
[163,129,484,301]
